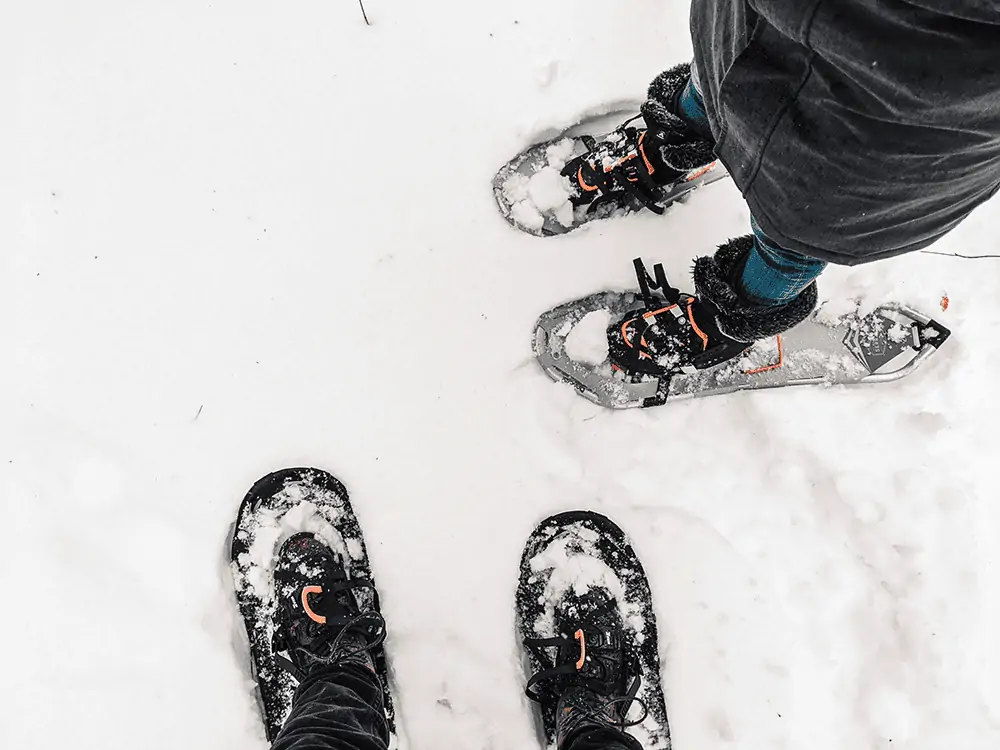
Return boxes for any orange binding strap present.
[684,162,716,182]
[301,585,327,624]
[637,131,655,176]
[574,629,586,670]
[578,167,599,192]
[686,301,709,351]
[744,335,784,375]
[621,319,636,346]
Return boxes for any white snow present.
[502,138,577,229]
[564,309,611,365]
[239,497,359,603]
[815,298,857,327]
[4,2,1000,750]
[528,525,644,639]
[526,167,575,228]
[504,173,546,232]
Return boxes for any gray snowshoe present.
[533,259,951,409]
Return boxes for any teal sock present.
[739,218,826,304]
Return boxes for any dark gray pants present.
[271,664,389,750]
[270,664,634,750]
[690,0,1000,265]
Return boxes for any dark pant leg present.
[564,727,642,750]
[271,663,389,750]
[676,61,827,305]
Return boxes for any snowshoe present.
[494,64,724,237]
[516,511,669,750]
[532,249,951,409]
[228,468,397,744]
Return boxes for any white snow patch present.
[526,167,575,228]
[544,138,576,170]
[539,554,643,638]
[241,499,354,605]
[503,173,546,232]
[888,321,910,343]
[814,297,858,327]
[528,526,646,652]
[564,309,611,365]
[502,138,577,229]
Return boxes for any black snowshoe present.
[516,511,670,750]
[229,468,396,743]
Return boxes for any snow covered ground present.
[4,1,1000,748]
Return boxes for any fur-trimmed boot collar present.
[694,236,818,343]
[640,63,717,172]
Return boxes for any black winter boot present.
[694,235,819,342]
[524,589,645,750]
[608,236,818,377]
[562,63,718,216]
[271,532,386,679]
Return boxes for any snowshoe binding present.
[494,63,724,236]
[271,532,387,680]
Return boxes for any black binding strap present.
[632,258,681,307]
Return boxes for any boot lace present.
[274,575,387,681]
[523,599,649,732]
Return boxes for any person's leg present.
[271,663,389,750]
[562,727,638,750]
[673,69,828,305]
[265,529,392,750]
[739,217,828,305]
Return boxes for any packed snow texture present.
[4,2,1000,750]
[564,309,612,365]
[236,496,361,605]
[528,523,644,639]
[502,139,577,230]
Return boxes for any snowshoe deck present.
[516,511,670,750]
[534,291,951,409]
[228,468,397,744]
[493,111,727,237]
